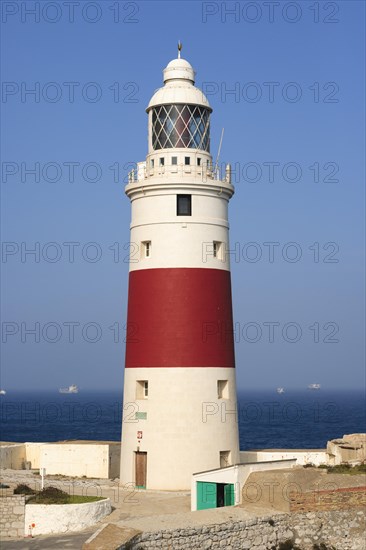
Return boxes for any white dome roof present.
[146,57,212,112]
[163,58,195,84]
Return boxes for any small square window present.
[197,158,201,166]
[172,157,177,165]
[177,195,192,216]
[141,241,151,258]
[136,380,148,399]
[184,157,190,166]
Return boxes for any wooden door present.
[135,452,147,488]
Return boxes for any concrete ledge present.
[25,498,111,535]
[82,523,142,550]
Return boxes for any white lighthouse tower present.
[120,46,240,491]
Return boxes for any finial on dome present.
[177,41,182,59]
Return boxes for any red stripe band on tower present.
[125,268,235,368]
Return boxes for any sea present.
[0,390,365,449]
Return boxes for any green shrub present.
[13,484,35,495]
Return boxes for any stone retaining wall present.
[290,485,366,513]
[0,495,25,539]
[117,509,365,550]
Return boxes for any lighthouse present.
[120,46,240,491]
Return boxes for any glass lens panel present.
[152,104,210,152]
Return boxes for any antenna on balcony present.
[214,128,224,178]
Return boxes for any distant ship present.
[276,387,285,394]
[59,384,78,394]
[308,383,321,390]
[0,389,6,396]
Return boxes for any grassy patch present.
[18,485,104,504]
[322,464,366,475]
[28,494,103,504]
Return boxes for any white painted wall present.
[0,442,120,479]
[109,444,121,479]
[127,185,233,272]
[239,450,328,466]
[40,444,109,478]
[25,443,45,469]
[120,367,240,490]
[24,498,111,535]
[0,444,26,469]
[191,459,297,511]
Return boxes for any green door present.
[197,482,217,510]
[224,483,235,506]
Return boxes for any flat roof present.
[194,459,296,476]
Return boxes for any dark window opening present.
[172,157,177,165]
[197,158,201,166]
[177,194,192,216]
[185,157,190,166]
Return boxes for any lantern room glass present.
[152,104,210,152]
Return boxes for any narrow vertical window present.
[217,380,229,399]
[141,241,151,258]
[213,241,222,260]
[159,158,165,166]
[197,158,201,166]
[184,157,191,165]
[150,159,154,168]
[136,380,148,399]
[172,157,177,165]
[177,195,192,216]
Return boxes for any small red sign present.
[137,431,143,439]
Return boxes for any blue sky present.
[1,0,365,391]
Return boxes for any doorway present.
[135,451,147,488]
[196,481,235,510]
